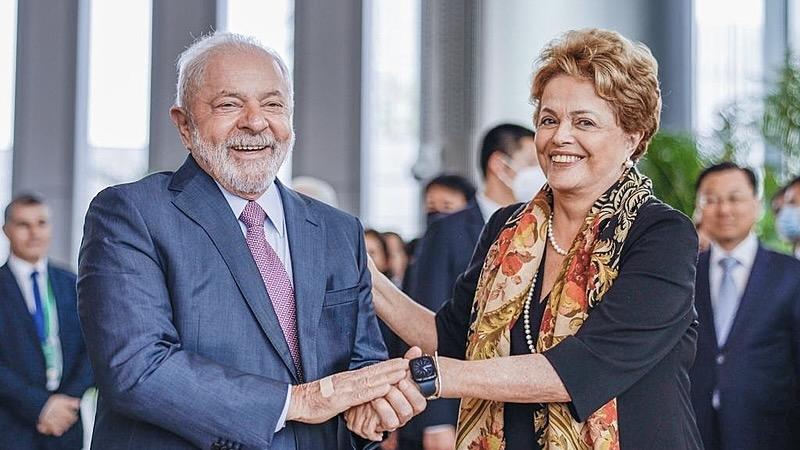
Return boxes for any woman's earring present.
[624,159,634,169]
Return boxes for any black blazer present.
[400,201,485,441]
[691,247,800,450]
[0,262,94,450]
[436,198,703,449]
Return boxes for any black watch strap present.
[416,378,437,398]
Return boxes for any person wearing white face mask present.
[497,152,549,204]
[397,124,535,450]
[776,176,800,258]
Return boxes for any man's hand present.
[366,346,427,431]
[344,346,429,440]
[369,375,427,430]
[423,426,456,450]
[37,394,81,436]
[344,374,428,441]
[344,402,384,441]
[287,358,409,425]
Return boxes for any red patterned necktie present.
[239,201,302,378]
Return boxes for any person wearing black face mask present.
[423,174,476,227]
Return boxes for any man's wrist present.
[286,383,309,422]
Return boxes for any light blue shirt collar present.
[709,232,758,272]
[215,181,286,237]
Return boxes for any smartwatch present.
[409,354,439,399]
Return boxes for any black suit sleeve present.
[435,205,521,360]
[542,206,699,421]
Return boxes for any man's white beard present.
[190,127,293,196]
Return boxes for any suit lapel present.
[169,157,298,379]
[279,182,325,382]
[722,246,769,350]
[695,252,720,350]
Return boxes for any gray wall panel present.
[148,0,217,173]
[12,0,80,266]
[293,0,363,214]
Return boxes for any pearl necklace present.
[522,265,540,354]
[547,213,569,256]
[524,213,565,353]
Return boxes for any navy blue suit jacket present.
[691,246,800,450]
[400,201,485,441]
[0,262,93,450]
[77,156,387,450]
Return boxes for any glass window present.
[80,0,152,204]
[73,0,152,257]
[0,0,17,205]
[790,0,800,50]
[218,0,295,182]
[361,0,421,239]
[0,0,17,256]
[694,0,765,166]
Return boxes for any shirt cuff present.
[275,385,291,433]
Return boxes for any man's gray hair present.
[175,32,293,110]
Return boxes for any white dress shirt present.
[7,253,50,314]
[708,232,758,320]
[215,181,293,433]
[476,191,502,223]
[7,253,63,390]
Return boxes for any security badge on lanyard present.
[40,279,63,391]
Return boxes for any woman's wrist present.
[437,357,462,398]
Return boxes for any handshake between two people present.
[287,346,429,441]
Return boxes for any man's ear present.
[169,106,193,150]
[487,151,510,178]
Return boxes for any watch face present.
[411,356,437,382]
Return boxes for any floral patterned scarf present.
[455,168,652,450]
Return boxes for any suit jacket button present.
[716,354,725,365]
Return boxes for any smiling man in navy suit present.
[0,194,93,449]
[78,33,425,450]
[691,162,800,450]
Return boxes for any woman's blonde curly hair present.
[531,28,661,160]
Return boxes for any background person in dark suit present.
[398,125,541,449]
[0,194,93,450]
[77,32,424,450]
[691,162,800,450]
